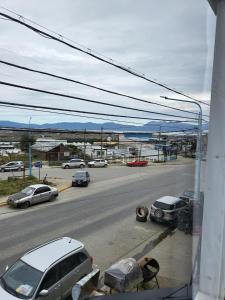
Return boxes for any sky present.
[0,0,216,126]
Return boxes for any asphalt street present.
[0,163,194,275]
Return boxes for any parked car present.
[72,171,90,187]
[7,184,58,209]
[0,161,24,172]
[62,159,86,169]
[0,237,93,300]
[88,159,108,168]
[126,160,148,167]
[150,196,188,225]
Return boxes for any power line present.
[0,100,199,123]
[0,80,199,121]
[0,104,144,125]
[0,9,210,106]
[0,59,209,118]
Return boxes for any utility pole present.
[160,96,202,202]
[28,117,32,177]
[83,128,86,160]
[158,125,161,162]
[100,127,103,158]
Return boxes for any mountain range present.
[0,120,208,132]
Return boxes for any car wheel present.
[72,182,76,187]
[80,164,85,168]
[154,208,164,219]
[104,164,108,167]
[136,206,149,222]
[150,216,155,222]
[21,201,30,209]
[49,194,56,202]
[0,168,4,172]
[64,165,70,169]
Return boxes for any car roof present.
[27,184,50,189]
[21,237,84,272]
[155,196,180,205]
[75,170,87,174]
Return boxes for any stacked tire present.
[136,206,149,222]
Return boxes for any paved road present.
[0,163,194,275]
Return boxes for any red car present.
[126,160,148,167]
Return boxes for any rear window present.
[154,201,174,210]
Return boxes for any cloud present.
[0,0,215,124]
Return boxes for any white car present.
[0,161,24,172]
[88,159,108,168]
[62,159,86,169]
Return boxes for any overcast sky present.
[0,0,216,125]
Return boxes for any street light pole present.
[28,117,32,177]
[160,96,203,202]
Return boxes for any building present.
[32,143,71,161]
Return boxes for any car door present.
[95,159,100,167]
[5,162,15,171]
[32,187,49,204]
[40,186,52,202]
[70,159,78,168]
[36,264,61,300]
[59,252,91,299]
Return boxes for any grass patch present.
[0,176,41,197]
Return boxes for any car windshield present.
[21,187,35,196]
[154,201,174,210]
[75,172,85,179]
[1,260,43,299]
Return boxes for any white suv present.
[88,159,108,168]
[150,196,187,225]
[62,159,86,169]
[0,237,93,300]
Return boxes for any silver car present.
[0,237,93,300]
[88,159,108,168]
[0,161,24,172]
[62,159,86,169]
[7,184,58,209]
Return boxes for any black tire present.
[80,164,85,169]
[64,165,70,169]
[49,194,57,202]
[150,215,155,222]
[104,164,108,167]
[136,206,149,222]
[136,214,147,222]
[21,201,30,209]
[72,182,76,187]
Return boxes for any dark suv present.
[72,171,90,187]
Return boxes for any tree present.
[20,133,36,152]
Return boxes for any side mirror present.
[39,289,49,297]
[5,265,9,271]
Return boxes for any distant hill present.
[0,120,208,132]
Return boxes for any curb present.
[0,183,72,208]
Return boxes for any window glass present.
[1,260,43,299]
[38,265,58,291]
[154,201,174,210]
[58,252,87,279]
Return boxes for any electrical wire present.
[0,104,145,125]
[0,80,200,121]
[0,100,198,122]
[0,9,210,106]
[0,60,209,118]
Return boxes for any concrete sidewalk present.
[146,229,192,288]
